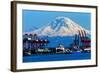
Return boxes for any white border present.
[17,3,96,69]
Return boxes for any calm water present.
[23,52,91,63]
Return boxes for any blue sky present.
[22,10,91,32]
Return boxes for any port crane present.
[71,30,91,52]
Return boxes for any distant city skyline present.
[22,10,91,32]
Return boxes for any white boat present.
[56,45,65,53]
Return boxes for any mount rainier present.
[25,16,90,36]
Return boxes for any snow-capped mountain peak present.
[25,16,90,36]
